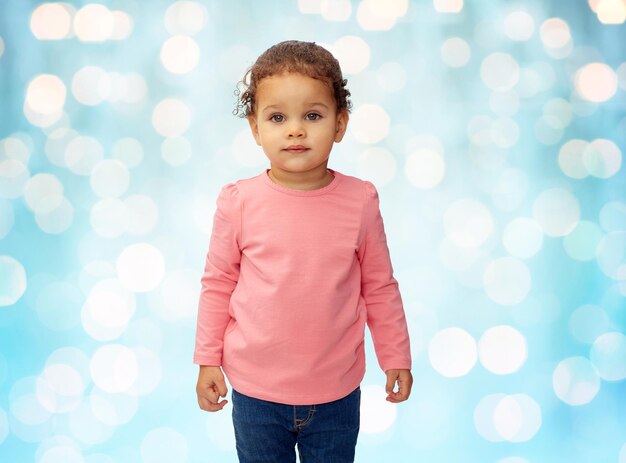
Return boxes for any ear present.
[334,110,349,143]
[247,115,261,146]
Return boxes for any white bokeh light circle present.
[65,135,105,176]
[74,4,114,42]
[72,66,109,106]
[0,255,27,306]
[112,137,144,168]
[569,304,613,345]
[125,195,159,236]
[493,394,542,442]
[405,148,445,189]
[141,427,189,463]
[552,356,601,405]
[30,3,73,40]
[82,278,136,341]
[532,188,580,237]
[116,243,166,292]
[582,138,622,178]
[160,35,200,75]
[590,332,626,381]
[90,160,130,198]
[443,199,494,248]
[127,347,162,397]
[164,1,209,35]
[503,10,535,41]
[90,344,138,394]
[483,257,531,306]
[428,327,477,378]
[599,201,626,232]
[502,217,543,259]
[24,173,64,214]
[575,62,618,103]
[349,104,390,144]
[332,36,370,74]
[479,326,528,375]
[359,384,397,434]
[0,159,30,199]
[26,74,66,115]
[39,445,84,463]
[152,98,191,137]
[480,52,520,91]
[36,363,85,414]
[68,400,115,445]
[558,139,589,179]
[89,387,138,425]
[594,231,626,280]
[90,198,130,238]
[441,37,471,67]
[562,220,604,261]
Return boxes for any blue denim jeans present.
[231,386,361,463]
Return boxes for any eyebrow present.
[261,102,330,114]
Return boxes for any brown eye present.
[270,114,284,122]
[306,113,321,121]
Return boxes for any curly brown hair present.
[233,40,352,118]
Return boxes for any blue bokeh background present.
[1,1,625,462]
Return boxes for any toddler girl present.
[194,40,413,463]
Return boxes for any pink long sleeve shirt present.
[193,167,412,405]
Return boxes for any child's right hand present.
[196,365,229,412]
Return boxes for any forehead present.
[256,73,334,105]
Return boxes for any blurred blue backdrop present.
[1,0,625,462]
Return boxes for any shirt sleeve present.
[193,183,242,366]
[357,181,412,373]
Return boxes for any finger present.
[198,396,229,412]
[216,378,228,398]
[385,372,398,395]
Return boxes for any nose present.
[286,120,305,138]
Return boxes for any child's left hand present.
[385,369,413,403]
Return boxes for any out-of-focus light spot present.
[298,0,323,14]
[141,427,189,463]
[156,270,197,321]
[493,394,541,442]
[26,74,66,116]
[444,199,493,248]
[161,136,192,166]
[332,36,370,74]
[90,160,130,198]
[405,148,445,189]
[491,168,528,212]
[428,327,477,377]
[35,197,74,234]
[36,281,82,331]
[479,326,527,374]
[36,364,85,413]
[569,304,613,344]
[588,0,602,11]
[0,201,13,240]
[433,0,463,13]
[66,135,105,176]
[125,195,159,236]
[590,332,626,380]
[74,4,115,42]
[617,62,626,90]
[160,35,200,74]
[109,10,133,40]
[516,61,556,97]
[599,201,626,232]
[164,1,209,35]
[483,257,531,305]
[0,256,27,307]
[72,66,110,106]
[89,387,138,425]
[558,139,589,178]
[596,0,626,24]
[116,243,165,292]
[376,62,406,92]
[596,231,626,280]
[468,115,491,146]
[583,138,622,178]
[90,344,138,393]
[543,98,573,129]
[39,446,84,463]
[481,53,520,91]
[563,221,604,261]
[503,217,543,259]
[358,147,395,185]
[540,18,573,58]
[360,384,397,433]
[68,400,114,444]
[356,0,407,30]
[90,198,130,239]
[532,188,580,237]
[127,347,162,396]
[322,0,352,21]
[489,90,519,117]
[503,10,535,41]
[0,159,30,199]
[349,104,389,143]
[112,137,143,168]
[534,115,563,145]
[0,36,4,58]
[552,356,601,405]
[30,3,74,40]
[0,408,7,444]
[474,393,506,441]
[9,376,52,424]
[441,37,471,68]
[491,117,519,148]
[24,173,64,214]
[575,62,618,102]
[83,278,135,336]
[152,98,191,137]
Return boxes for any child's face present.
[247,72,348,177]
